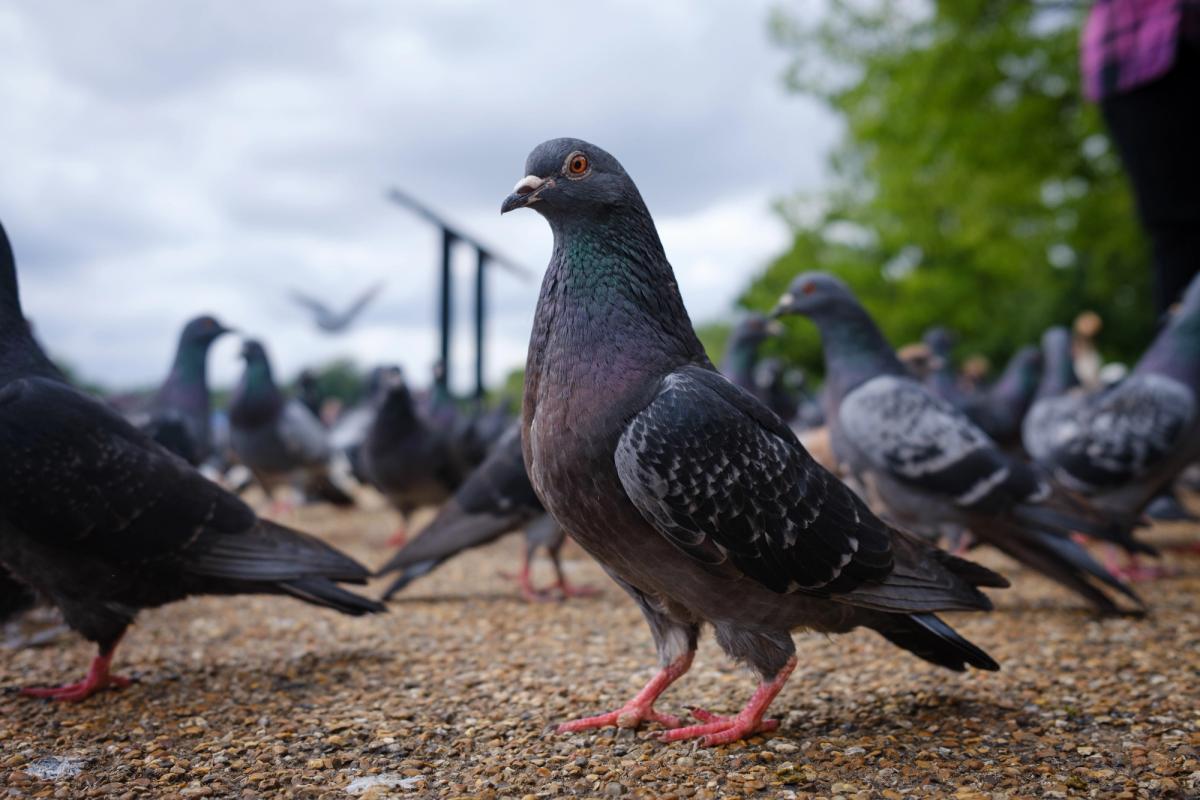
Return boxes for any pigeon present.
[923,327,974,409]
[377,423,597,602]
[229,340,354,509]
[752,357,799,422]
[504,138,1006,746]
[774,273,1148,615]
[359,365,464,545]
[962,345,1042,448]
[138,315,233,466]
[1024,276,1200,525]
[296,369,325,420]
[0,221,382,701]
[289,280,383,334]
[719,313,782,394]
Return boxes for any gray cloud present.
[0,1,836,392]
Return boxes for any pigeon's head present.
[729,313,783,349]
[922,326,956,357]
[239,339,269,367]
[181,315,233,347]
[771,272,860,320]
[1040,326,1071,360]
[500,138,638,220]
[753,356,785,390]
[365,364,404,397]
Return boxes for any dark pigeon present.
[962,345,1042,448]
[289,280,383,334]
[503,138,1007,746]
[774,272,1148,616]
[138,315,232,465]
[296,369,325,421]
[1024,276,1200,520]
[359,366,464,545]
[719,313,782,394]
[752,357,798,422]
[229,340,354,509]
[923,327,974,410]
[377,423,597,601]
[0,220,382,701]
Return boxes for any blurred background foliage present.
[738,0,1149,376]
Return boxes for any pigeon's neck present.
[373,388,422,438]
[808,305,904,399]
[230,361,283,427]
[1036,346,1078,400]
[720,339,760,392]
[0,242,62,384]
[535,210,707,377]
[156,342,211,413]
[1136,311,1200,387]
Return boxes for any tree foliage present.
[742,0,1149,374]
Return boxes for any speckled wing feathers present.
[615,366,894,595]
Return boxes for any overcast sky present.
[1,1,838,393]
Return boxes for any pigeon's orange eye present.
[801,282,816,295]
[568,154,589,175]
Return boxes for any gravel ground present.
[1,495,1197,800]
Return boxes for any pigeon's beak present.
[501,175,551,214]
[770,293,796,319]
[766,319,785,337]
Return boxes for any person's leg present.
[1102,43,1200,314]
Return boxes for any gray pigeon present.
[139,315,233,465]
[504,138,1006,746]
[774,272,1147,616]
[229,340,353,509]
[1024,276,1200,522]
[0,219,381,701]
[377,424,596,602]
[963,345,1042,448]
[289,281,383,334]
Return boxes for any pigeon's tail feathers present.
[380,559,442,601]
[1013,496,1155,556]
[375,499,531,577]
[973,517,1144,616]
[304,471,356,507]
[189,519,372,582]
[279,577,384,616]
[872,613,999,672]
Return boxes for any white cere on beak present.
[512,175,546,196]
[779,292,795,307]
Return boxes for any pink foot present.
[1167,541,1200,556]
[500,563,554,603]
[658,707,780,746]
[21,649,131,702]
[386,526,408,548]
[553,579,601,600]
[657,656,797,746]
[557,652,694,733]
[1109,563,1179,582]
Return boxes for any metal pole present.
[474,247,487,399]
[439,227,455,390]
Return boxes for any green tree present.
[743,0,1148,374]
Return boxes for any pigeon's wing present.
[331,281,384,328]
[839,375,1042,511]
[288,289,332,318]
[277,400,332,465]
[0,377,258,559]
[615,365,895,595]
[1050,374,1196,490]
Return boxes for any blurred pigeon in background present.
[719,312,781,395]
[229,339,355,511]
[775,272,1148,616]
[377,424,597,602]
[963,345,1042,448]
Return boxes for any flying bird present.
[0,219,382,701]
[774,272,1147,615]
[289,280,384,334]
[229,340,355,510]
[377,424,597,602]
[503,138,1006,746]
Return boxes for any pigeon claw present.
[658,708,780,746]
[557,704,682,733]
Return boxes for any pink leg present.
[659,656,797,746]
[385,514,409,548]
[1104,549,1176,582]
[1166,540,1200,556]
[500,553,553,602]
[22,641,132,702]
[558,651,695,733]
[549,550,600,600]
